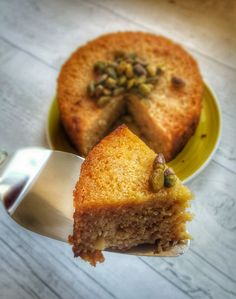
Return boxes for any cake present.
[57,32,203,161]
[71,125,192,266]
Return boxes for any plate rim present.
[46,81,222,184]
[182,81,222,184]
[45,104,56,150]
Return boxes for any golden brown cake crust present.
[57,32,203,159]
[72,125,192,265]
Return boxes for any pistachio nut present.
[103,88,112,96]
[94,74,108,85]
[134,64,147,76]
[105,77,116,89]
[106,67,117,79]
[171,76,185,88]
[164,168,177,187]
[113,87,125,96]
[125,63,134,78]
[94,61,106,74]
[95,84,104,98]
[116,61,127,75]
[138,83,152,96]
[164,174,177,187]
[127,78,136,89]
[87,81,95,97]
[164,168,175,176]
[118,76,127,86]
[146,64,156,77]
[97,96,111,107]
[153,153,166,170]
[108,62,118,68]
[149,168,164,192]
[136,75,146,85]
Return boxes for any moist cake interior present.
[71,125,192,266]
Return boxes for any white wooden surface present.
[0,0,236,298]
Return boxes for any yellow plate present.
[46,83,221,183]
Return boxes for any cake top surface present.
[74,125,191,208]
[57,31,203,157]
[58,31,202,110]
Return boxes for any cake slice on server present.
[70,125,192,266]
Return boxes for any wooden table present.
[0,1,236,298]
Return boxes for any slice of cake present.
[71,125,192,266]
[57,32,203,161]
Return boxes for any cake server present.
[0,148,189,257]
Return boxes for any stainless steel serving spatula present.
[0,148,189,257]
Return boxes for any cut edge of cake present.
[70,125,193,266]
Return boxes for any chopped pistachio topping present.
[164,173,177,187]
[105,77,116,89]
[146,64,156,77]
[95,85,104,98]
[95,74,108,85]
[103,88,112,96]
[127,78,135,90]
[94,61,106,74]
[150,155,177,192]
[125,64,134,78]
[164,168,177,188]
[113,87,125,96]
[134,64,147,76]
[164,167,175,176]
[88,51,165,107]
[153,153,166,171]
[106,67,117,79]
[171,76,185,89]
[149,168,165,192]
[87,82,95,97]
[97,96,112,107]
[118,76,127,86]
[138,83,153,96]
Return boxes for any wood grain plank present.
[0,212,113,299]
[187,161,236,275]
[140,255,236,299]
[0,209,191,299]
[0,261,34,299]
[2,0,235,70]
[0,0,139,70]
[92,0,236,69]
[0,40,56,152]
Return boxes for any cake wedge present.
[71,125,192,266]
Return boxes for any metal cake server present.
[0,148,189,257]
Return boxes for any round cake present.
[57,32,203,161]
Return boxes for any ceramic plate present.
[46,83,221,183]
